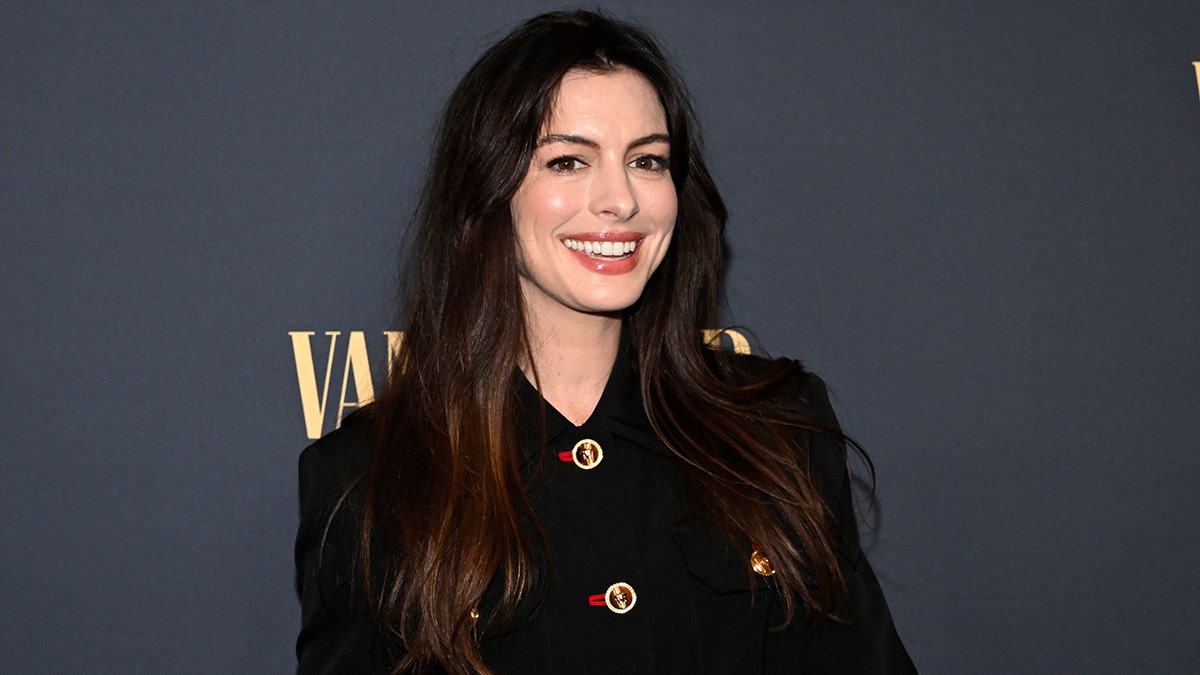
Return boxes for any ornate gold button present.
[570,438,603,470]
[750,548,775,576]
[604,582,636,614]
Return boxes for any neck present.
[521,304,622,426]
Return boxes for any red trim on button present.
[558,450,574,463]
[587,594,607,607]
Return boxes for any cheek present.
[646,189,678,268]
[514,183,577,239]
[644,177,678,218]
[649,188,678,237]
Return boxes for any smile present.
[562,238,639,259]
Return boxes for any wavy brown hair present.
[356,10,861,674]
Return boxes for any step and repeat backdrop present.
[3,2,1198,673]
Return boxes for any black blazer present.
[296,353,916,673]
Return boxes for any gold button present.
[571,438,603,470]
[750,549,775,576]
[605,582,637,614]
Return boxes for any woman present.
[296,10,915,674]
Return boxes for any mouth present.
[562,237,641,260]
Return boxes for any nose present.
[589,162,639,221]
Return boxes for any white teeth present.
[563,238,638,257]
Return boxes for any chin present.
[573,290,647,315]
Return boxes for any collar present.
[513,327,666,469]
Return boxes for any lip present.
[562,232,645,275]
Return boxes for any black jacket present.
[296,352,916,673]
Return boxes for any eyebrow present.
[535,132,670,150]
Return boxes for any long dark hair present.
[359,10,853,673]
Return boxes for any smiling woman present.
[514,69,676,318]
[513,68,677,318]
[295,10,916,674]
[513,68,680,422]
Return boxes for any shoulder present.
[299,407,374,483]
[295,407,375,580]
[709,350,841,430]
[297,408,376,519]
[711,350,851,504]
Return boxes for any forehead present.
[543,67,667,133]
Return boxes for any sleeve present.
[797,374,918,674]
[295,438,397,675]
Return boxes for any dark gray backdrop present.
[3,2,1197,673]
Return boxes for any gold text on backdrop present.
[290,329,749,439]
[288,331,403,439]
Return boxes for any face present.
[511,67,677,327]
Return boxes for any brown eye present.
[630,155,669,173]
[547,156,582,173]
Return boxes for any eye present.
[630,154,670,173]
[546,156,585,173]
